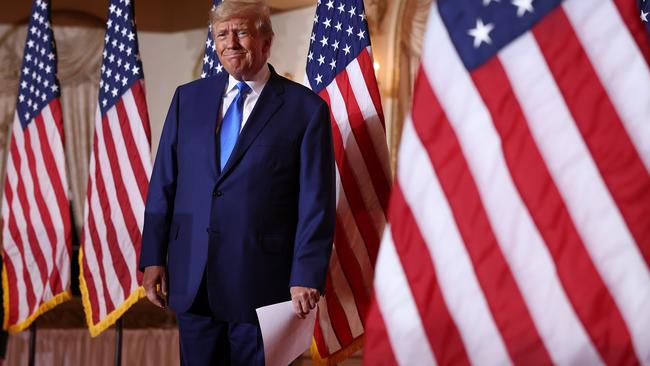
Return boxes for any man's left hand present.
[290,286,320,319]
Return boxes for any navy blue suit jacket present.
[139,65,336,323]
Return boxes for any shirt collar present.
[226,63,271,96]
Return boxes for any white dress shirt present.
[219,64,271,132]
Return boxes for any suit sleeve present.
[139,87,180,271]
[289,100,336,293]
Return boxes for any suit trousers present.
[176,272,265,366]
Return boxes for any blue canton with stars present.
[201,0,224,78]
[438,0,562,71]
[639,0,650,36]
[306,0,371,94]
[98,0,145,115]
[16,0,60,129]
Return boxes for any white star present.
[125,0,130,5]
[51,84,58,92]
[126,47,132,56]
[348,6,356,17]
[343,44,351,55]
[38,61,44,69]
[314,14,319,24]
[359,12,366,21]
[205,38,211,47]
[512,0,534,17]
[115,24,121,33]
[40,94,46,101]
[115,8,123,17]
[320,36,329,47]
[105,34,110,43]
[27,99,33,106]
[337,3,345,13]
[642,10,649,22]
[122,76,128,86]
[112,39,118,48]
[42,34,48,42]
[107,19,113,28]
[132,65,140,75]
[24,112,30,120]
[346,25,354,36]
[329,58,336,70]
[119,43,125,52]
[201,72,207,78]
[468,19,494,48]
[203,55,209,63]
[106,69,113,77]
[27,40,34,48]
[114,73,121,82]
[318,54,325,65]
[47,52,54,60]
[121,28,127,37]
[104,84,109,93]
[25,54,32,62]
[45,65,51,74]
[117,58,123,67]
[23,66,29,74]
[334,22,342,32]
[109,54,115,63]
[112,87,118,97]
[124,62,131,71]
[102,98,108,107]
[128,32,135,41]
[30,26,37,34]
[483,0,500,5]
[308,51,314,61]
[43,80,49,87]
[19,94,25,102]
[315,74,323,84]
[332,40,339,50]
[310,32,316,43]
[21,81,27,89]
[216,63,224,73]
[32,103,38,111]
[357,29,365,40]
[326,0,334,10]
[323,18,331,28]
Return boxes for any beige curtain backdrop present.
[391,0,432,156]
[0,24,102,233]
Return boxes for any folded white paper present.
[256,300,316,366]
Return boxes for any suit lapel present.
[198,74,228,179]
[218,67,284,183]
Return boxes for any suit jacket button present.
[216,191,223,197]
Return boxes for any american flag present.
[365,0,650,364]
[305,0,390,363]
[79,0,152,337]
[1,0,73,333]
[201,0,224,78]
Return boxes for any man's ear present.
[262,36,273,56]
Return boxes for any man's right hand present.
[143,265,167,308]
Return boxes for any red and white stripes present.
[312,47,391,362]
[2,99,72,332]
[366,0,650,364]
[80,81,152,336]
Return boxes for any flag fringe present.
[1,257,72,333]
[310,335,365,365]
[78,247,146,337]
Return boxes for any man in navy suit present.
[138,1,336,364]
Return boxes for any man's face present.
[213,17,271,80]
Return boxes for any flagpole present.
[28,323,36,366]
[114,317,123,366]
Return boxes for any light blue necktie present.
[220,81,250,171]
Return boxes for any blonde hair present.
[209,0,274,40]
